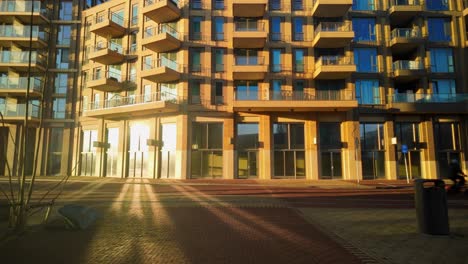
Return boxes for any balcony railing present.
[392,60,424,71]
[234,21,265,32]
[93,42,124,54]
[0,77,42,91]
[315,55,353,67]
[235,90,355,101]
[0,103,41,118]
[144,0,180,7]
[390,0,420,6]
[0,25,48,41]
[143,57,179,71]
[91,70,122,82]
[85,91,179,111]
[0,51,45,65]
[144,24,179,39]
[314,21,352,35]
[391,28,422,39]
[234,56,265,65]
[389,93,468,103]
[0,1,49,17]
[95,12,125,27]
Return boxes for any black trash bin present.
[414,179,449,235]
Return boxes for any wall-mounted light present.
[313,137,317,145]
[391,137,397,145]
[92,141,110,148]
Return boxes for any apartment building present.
[0,0,82,177]
[71,0,468,180]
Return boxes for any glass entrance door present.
[105,128,119,177]
[160,123,176,179]
[81,130,97,176]
[362,151,385,180]
[320,151,342,179]
[237,123,259,179]
[128,123,150,178]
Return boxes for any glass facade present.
[273,123,305,179]
[360,123,385,180]
[191,123,223,178]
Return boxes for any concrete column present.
[176,114,188,179]
[223,118,235,179]
[153,118,161,179]
[259,114,272,179]
[96,119,106,177]
[384,121,397,180]
[420,120,438,179]
[120,120,129,178]
[61,127,72,177]
[304,118,318,180]
[342,120,361,180]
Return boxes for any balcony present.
[388,0,423,25]
[311,0,352,17]
[233,21,267,48]
[0,77,42,96]
[141,57,181,83]
[233,0,267,17]
[389,28,424,54]
[0,1,49,24]
[142,25,181,53]
[232,56,267,80]
[313,22,354,48]
[88,42,125,65]
[387,93,468,113]
[0,25,48,48]
[0,103,40,122]
[142,0,180,24]
[87,71,127,92]
[0,51,45,72]
[391,60,426,81]
[90,12,126,38]
[233,90,357,111]
[313,56,356,79]
[83,92,180,119]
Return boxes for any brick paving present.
[0,178,367,264]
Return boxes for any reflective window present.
[352,0,375,10]
[54,73,68,94]
[352,18,376,42]
[426,0,449,10]
[355,79,380,104]
[427,18,451,42]
[430,48,454,73]
[354,48,378,72]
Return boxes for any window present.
[190,17,203,40]
[190,80,201,104]
[293,49,305,72]
[211,81,224,105]
[430,48,454,73]
[59,0,73,20]
[270,0,281,10]
[426,0,449,10]
[271,49,282,72]
[234,49,259,65]
[273,123,305,178]
[212,17,224,41]
[47,128,63,175]
[292,0,303,10]
[354,48,378,72]
[427,18,451,42]
[235,81,258,100]
[212,48,225,72]
[190,0,202,9]
[143,84,152,102]
[191,122,223,178]
[355,79,380,104]
[431,79,456,101]
[190,48,202,72]
[352,18,376,42]
[54,73,68,94]
[293,80,305,92]
[131,4,138,26]
[56,48,69,69]
[213,0,224,10]
[352,0,374,10]
[53,98,66,119]
[292,17,304,41]
[360,123,385,179]
[434,122,462,179]
[57,25,72,46]
[270,79,283,100]
[270,17,282,41]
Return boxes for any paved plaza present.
[0,177,467,264]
